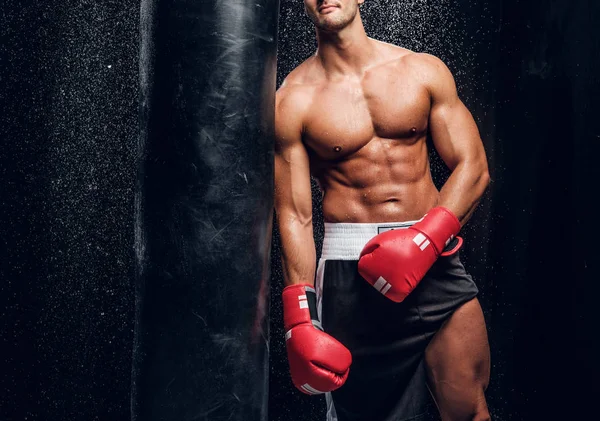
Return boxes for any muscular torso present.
[294,43,440,222]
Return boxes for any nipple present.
[333,146,343,153]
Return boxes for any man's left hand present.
[358,207,463,303]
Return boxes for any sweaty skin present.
[275,46,489,286]
[275,2,491,419]
[281,44,488,224]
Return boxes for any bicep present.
[274,93,313,220]
[429,99,485,171]
[422,55,486,170]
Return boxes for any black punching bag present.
[131,2,279,421]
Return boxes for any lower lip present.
[320,6,337,13]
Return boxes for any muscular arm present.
[274,86,316,287]
[417,54,490,226]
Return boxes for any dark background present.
[1,0,598,420]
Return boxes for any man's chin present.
[315,17,348,32]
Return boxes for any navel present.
[411,127,417,134]
[333,146,343,153]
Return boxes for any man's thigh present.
[424,297,491,420]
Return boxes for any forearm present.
[277,214,317,287]
[437,160,490,226]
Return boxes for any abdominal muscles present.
[315,135,440,223]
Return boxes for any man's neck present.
[315,15,374,76]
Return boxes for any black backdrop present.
[1,0,599,420]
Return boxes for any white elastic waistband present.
[321,219,421,260]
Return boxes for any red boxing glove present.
[283,284,352,395]
[358,207,463,303]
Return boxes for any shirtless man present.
[274,1,491,420]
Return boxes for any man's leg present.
[424,298,491,421]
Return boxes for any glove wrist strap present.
[282,284,322,331]
[415,206,461,255]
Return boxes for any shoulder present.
[367,41,453,83]
[401,52,456,86]
[281,55,320,85]
[276,57,321,122]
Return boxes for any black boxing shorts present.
[315,220,479,421]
